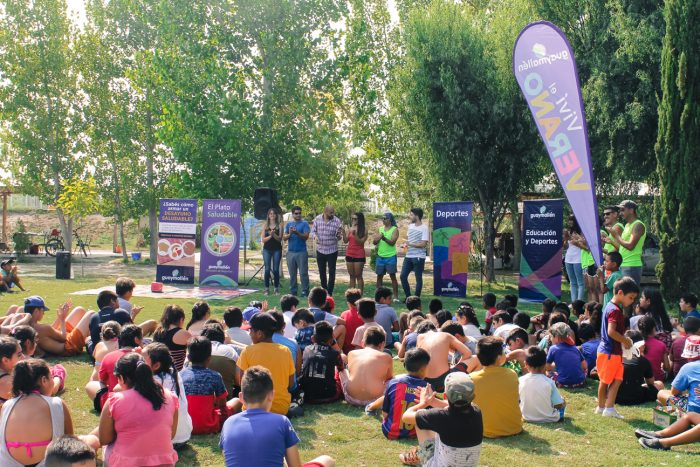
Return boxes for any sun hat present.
[444,372,475,406]
[681,335,700,360]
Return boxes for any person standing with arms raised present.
[283,206,310,297]
[373,213,400,302]
[400,208,429,298]
[311,205,343,297]
[605,200,646,286]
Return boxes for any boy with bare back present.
[416,320,473,392]
[25,296,95,356]
[339,327,393,407]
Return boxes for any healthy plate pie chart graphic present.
[204,222,236,257]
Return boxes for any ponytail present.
[187,301,210,330]
[154,304,186,341]
[143,342,180,397]
[114,353,165,410]
[12,358,50,396]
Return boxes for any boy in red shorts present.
[595,277,638,418]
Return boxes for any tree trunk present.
[145,103,158,262]
[52,171,72,251]
[511,199,521,272]
[109,143,128,260]
[477,188,496,283]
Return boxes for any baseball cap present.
[444,372,475,406]
[681,335,700,360]
[1,258,15,268]
[242,306,260,323]
[24,296,49,311]
[618,200,638,210]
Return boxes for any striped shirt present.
[406,223,429,258]
[311,214,342,254]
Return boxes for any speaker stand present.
[244,263,264,286]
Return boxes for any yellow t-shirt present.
[238,342,295,415]
[470,366,523,438]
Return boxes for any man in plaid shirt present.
[311,205,343,296]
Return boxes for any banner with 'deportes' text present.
[199,199,241,287]
[519,199,564,302]
[513,21,603,266]
[433,202,472,297]
[157,199,197,284]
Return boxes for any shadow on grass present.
[484,430,554,455]
[529,417,586,435]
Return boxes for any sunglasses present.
[603,212,615,216]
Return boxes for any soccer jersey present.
[180,365,228,434]
[300,344,343,402]
[598,301,625,355]
[294,326,314,352]
[381,374,427,439]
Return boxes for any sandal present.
[399,446,420,466]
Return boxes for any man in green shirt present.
[605,200,646,286]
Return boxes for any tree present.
[0,0,82,249]
[654,0,700,302]
[396,0,542,281]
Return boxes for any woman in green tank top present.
[373,213,400,300]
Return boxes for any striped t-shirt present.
[406,223,429,258]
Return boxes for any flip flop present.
[51,364,67,393]
[399,446,420,466]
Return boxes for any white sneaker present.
[602,408,624,419]
[594,407,605,414]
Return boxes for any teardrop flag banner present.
[513,21,603,266]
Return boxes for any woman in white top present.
[143,342,192,446]
[564,215,584,301]
[456,304,483,340]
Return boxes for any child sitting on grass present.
[180,336,230,434]
[350,299,379,349]
[519,347,565,423]
[578,323,600,377]
[470,336,522,438]
[366,347,429,439]
[300,321,344,404]
[220,366,335,467]
[546,322,587,388]
[291,308,316,353]
[456,304,482,340]
[396,315,425,359]
[616,331,665,405]
[400,372,483,466]
[504,328,530,376]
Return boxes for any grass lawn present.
[2,262,699,466]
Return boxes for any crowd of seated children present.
[456,304,482,340]
[491,311,520,340]
[201,322,238,398]
[427,298,442,328]
[638,315,671,381]
[280,294,300,339]
[292,308,316,352]
[307,287,346,348]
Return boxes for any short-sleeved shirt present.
[117,297,133,314]
[227,327,252,346]
[598,302,626,355]
[310,307,339,326]
[340,306,364,354]
[381,374,427,439]
[604,270,622,304]
[671,336,689,377]
[470,366,522,438]
[617,356,654,404]
[180,365,228,434]
[672,360,700,413]
[99,348,133,392]
[547,343,585,386]
[415,406,483,448]
[351,322,375,348]
[644,336,668,381]
[311,214,342,255]
[238,342,295,415]
[581,339,601,375]
[403,332,418,351]
[89,307,132,352]
[406,223,429,258]
[294,326,315,353]
[518,372,563,423]
[300,344,343,402]
[283,311,297,339]
[284,220,310,252]
[375,304,399,346]
[272,333,299,390]
[220,409,300,467]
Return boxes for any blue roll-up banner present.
[519,199,564,302]
[432,202,472,297]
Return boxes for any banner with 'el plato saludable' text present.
[157,199,197,284]
[519,199,564,302]
[199,199,241,287]
[433,202,472,297]
[513,21,603,267]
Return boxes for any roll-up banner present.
[513,21,603,266]
[157,199,197,284]
[432,202,472,297]
[519,199,564,302]
[199,199,241,287]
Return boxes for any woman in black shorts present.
[343,212,368,293]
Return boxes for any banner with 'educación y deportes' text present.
[513,21,603,267]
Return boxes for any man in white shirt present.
[400,208,430,298]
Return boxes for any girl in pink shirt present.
[99,353,179,467]
[638,315,671,381]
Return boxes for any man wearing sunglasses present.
[604,200,646,286]
[283,206,311,297]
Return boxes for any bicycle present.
[73,228,91,258]
[42,229,65,257]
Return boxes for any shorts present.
[338,369,379,407]
[345,256,366,264]
[375,255,397,275]
[596,353,624,384]
[53,322,84,357]
[424,370,451,393]
[94,386,109,412]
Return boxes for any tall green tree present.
[654,0,700,302]
[396,0,542,281]
[0,0,82,248]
